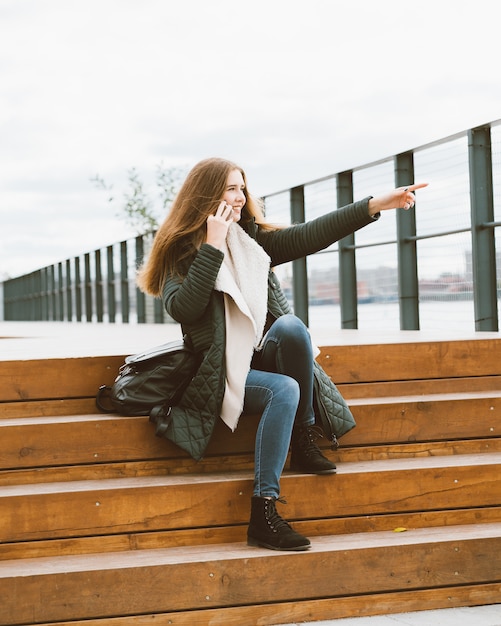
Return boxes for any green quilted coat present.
[160,197,377,460]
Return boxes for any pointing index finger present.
[405,183,429,192]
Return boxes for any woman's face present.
[222,169,246,222]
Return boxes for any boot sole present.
[247,536,311,551]
[290,464,337,475]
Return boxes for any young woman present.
[137,157,427,552]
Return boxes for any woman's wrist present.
[368,197,380,216]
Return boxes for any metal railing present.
[3,121,501,332]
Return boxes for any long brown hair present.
[136,157,270,297]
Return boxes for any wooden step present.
[338,375,501,399]
[317,337,501,382]
[2,391,500,473]
[0,355,124,403]
[7,584,501,626]
[2,501,501,563]
[1,523,500,625]
[2,333,501,624]
[343,390,501,445]
[2,336,501,407]
[0,413,261,471]
[2,437,501,490]
[2,453,500,544]
[4,375,501,419]
[0,397,98,418]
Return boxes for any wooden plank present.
[0,414,261,471]
[0,356,124,402]
[20,583,501,626]
[1,472,253,542]
[1,525,500,624]
[2,439,501,488]
[338,375,501,399]
[343,393,501,446]
[0,398,98,418]
[3,505,501,561]
[317,338,501,383]
[2,454,501,542]
[2,337,501,403]
[0,414,173,469]
[336,437,501,463]
[3,438,501,487]
[0,455,257,486]
[5,375,499,417]
[3,373,500,420]
[2,392,501,471]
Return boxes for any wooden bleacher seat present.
[1,328,501,625]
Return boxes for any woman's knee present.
[275,374,300,406]
[244,371,299,414]
[269,315,312,358]
[272,314,307,338]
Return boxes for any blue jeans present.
[243,315,316,499]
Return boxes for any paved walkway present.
[1,320,499,361]
[276,604,501,625]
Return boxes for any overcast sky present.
[1,0,500,278]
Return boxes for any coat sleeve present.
[256,197,378,266]
[162,243,224,325]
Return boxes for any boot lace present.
[265,498,292,533]
[298,425,326,458]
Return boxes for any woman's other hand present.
[368,182,428,216]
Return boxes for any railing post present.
[49,264,56,321]
[120,241,130,323]
[65,260,73,321]
[84,253,92,322]
[337,171,357,328]
[25,274,31,320]
[395,151,419,330]
[154,298,164,323]
[290,185,308,326]
[57,262,64,321]
[75,257,82,322]
[468,125,498,331]
[95,249,104,322]
[33,270,41,320]
[107,245,116,323]
[26,273,33,320]
[4,279,13,320]
[41,267,49,320]
[135,236,146,324]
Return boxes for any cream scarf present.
[215,222,271,431]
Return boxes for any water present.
[308,299,483,333]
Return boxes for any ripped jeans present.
[242,314,316,499]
